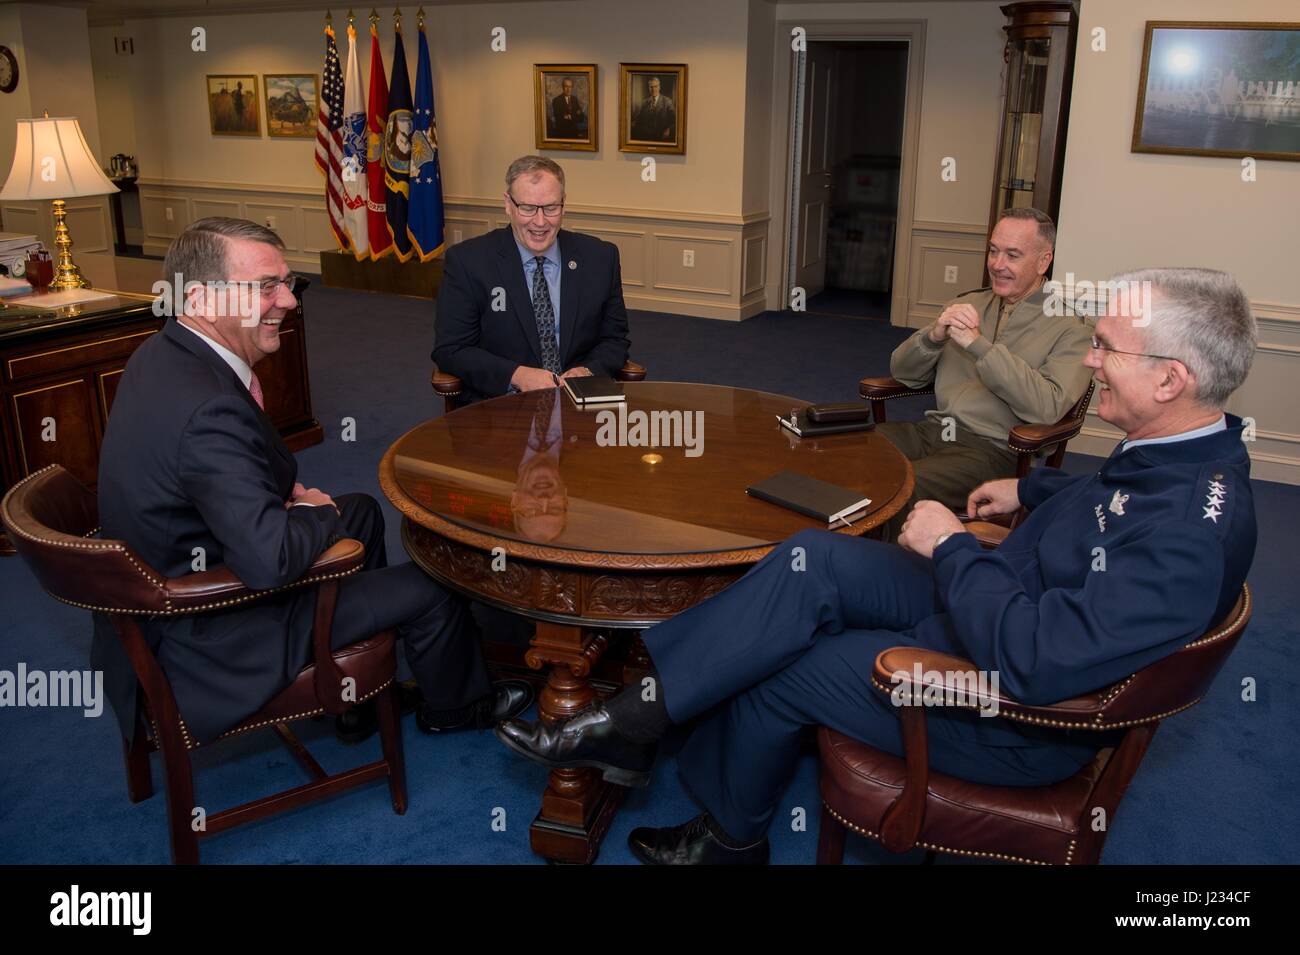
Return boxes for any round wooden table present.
[380,381,913,863]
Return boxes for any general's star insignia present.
[1203,478,1228,523]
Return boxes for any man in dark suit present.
[549,78,586,139]
[93,217,531,747]
[432,155,630,404]
[630,76,675,142]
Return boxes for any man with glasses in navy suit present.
[432,155,630,404]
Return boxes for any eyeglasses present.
[507,193,565,218]
[235,275,303,296]
[1089,335,1181,363]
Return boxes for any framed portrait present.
[207,75,261,137]
[535,64,597,151]
[264,74,318,139]
[1132,22,1300,162]
[619,63,687,155]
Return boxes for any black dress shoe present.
[416,680,535,734]
[494,703,656,788]
[334,682,423,744]
[628,813,770,865]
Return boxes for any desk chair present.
[816,520,1252,865]
[1,464,407,864]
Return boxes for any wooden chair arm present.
[162,538,367,611]
[859,377,932,425]
[858,376,931,401]
[617,359,647,382]
[1008,417,1086,455]
[958,520,1012,548]
[431,369,463,398]
[870,646,1127,729]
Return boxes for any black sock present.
[603,669,670,743]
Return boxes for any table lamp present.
[0,113,119,291]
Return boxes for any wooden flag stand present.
[319,250,444,299]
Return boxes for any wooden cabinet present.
[1,286,323,554]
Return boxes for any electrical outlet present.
[452,228,463,244]
[944,265,958,284]
[165,206,173,222]
[265,215,277,230]
[683,249,695,268]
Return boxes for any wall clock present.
[0,47,18,94]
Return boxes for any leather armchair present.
[0,464,407,864]
[860,376,1096,479]
[815,525,1252,865]
[432,359,648,414]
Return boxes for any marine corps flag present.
[408,17,445,261]
[383,23,414,262]
[365,19,391,259]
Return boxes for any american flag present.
[315,24,349,251]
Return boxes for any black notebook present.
[562,375,626,406]
[746,470,874,527]
[777,413,874,437]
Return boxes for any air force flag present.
[407,21,446,261]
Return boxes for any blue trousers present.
[642,529,1099,844]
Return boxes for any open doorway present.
[789,40,908,321]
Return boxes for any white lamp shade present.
[0,117,119,201]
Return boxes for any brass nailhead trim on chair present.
[180,679,395,750]
[822,803,1073,866]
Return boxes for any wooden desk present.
[0,285,323,554]
[381,382,913,863]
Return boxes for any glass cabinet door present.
[995,36,1052,213]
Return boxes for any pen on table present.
[552,372,560,387]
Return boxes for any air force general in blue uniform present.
[497,267,1260,864]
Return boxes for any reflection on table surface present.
[389,382,910,555]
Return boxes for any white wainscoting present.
[904,220,988,328]
[137,180,771,321]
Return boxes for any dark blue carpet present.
[1,283,1295,864]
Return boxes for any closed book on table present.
[746,470,873,526]
[562,375,625,406]
[777,413,874,437]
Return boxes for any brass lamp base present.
[49,198,91,291]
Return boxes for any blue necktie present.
[531,256,560,373]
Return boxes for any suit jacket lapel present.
[162,320,296,483]
[557,231,579,368]
[495,227,543,365]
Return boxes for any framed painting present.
[1132,22,1300,162]
[619,63,687,154]
[535,64,597,151]
[207,74,261,137]
[264,73,318,139]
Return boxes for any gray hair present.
[163,216,285,286]
[1110,267,1257,408]
[995,207,1056,250]
[505,155,565,193]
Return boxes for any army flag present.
[340,23,369,259]
[313,23,348,251]
[407,21,445,261]
[365,21,391,259]
[383,26,414,262]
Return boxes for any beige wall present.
[775,1,1004,229]
[1054,0,1300,483]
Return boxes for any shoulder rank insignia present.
[1203,478,1227,524]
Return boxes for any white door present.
[793,44,835,299]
